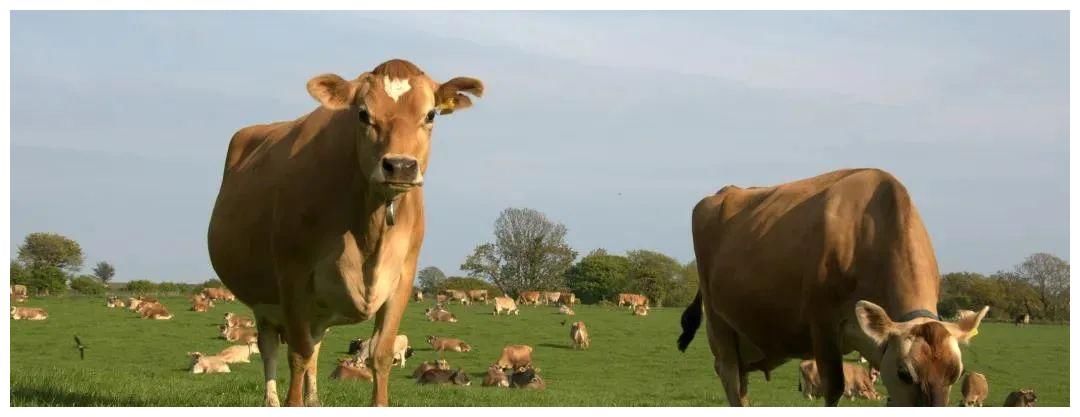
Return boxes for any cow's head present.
[305,59,483,195]
[855,300,988,406]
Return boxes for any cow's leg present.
[706,319,747,406]
[279,271,317,407]
[811,324,845,407]
[303,334,324,406]
[371,273,414,406]
[256,320,282,407]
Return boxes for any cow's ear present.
[435,77,484,115]
[307,74,358,110]
[946,305,989,344]
[854,300,896,345]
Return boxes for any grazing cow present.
[414,291,424,302]
[105,296,126,308]
[570,321,590,349]
[1003,389,1037,406]
[10,307,48,320]
[494,345,533,370]
[509,366,546,390]
[632,305,649,316]
[351,335,413,368]
[207,58,484,406]
[1014,314,1031,327]
[218,342,261,364]
[427,336,471,352]
[799,361,879,401]
[960,372,989,407]
[517,291,541,306]
[468,289,489,304]
[11,284,28,297]
[436,294,448,304]
[139,303,173,320]
[221,325,259,344]
[12,294,28,304]
[417,368,471,386]
[444,289,470,305]
[483,363,510,387]
[330,357,374,381]
[412,359,450,379]
[223,312,256,328]
[679,168,989,407]
[492,296,520,316]
[542,291,562,305]
[559,293,578,306]
[424,307,458,323]
[558,304,576,316]
[191,294,214,312]
[617,293,648,309]
[189,352,231,374]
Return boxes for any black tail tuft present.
[677,290,703,352]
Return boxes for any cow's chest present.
[311,230,412,324]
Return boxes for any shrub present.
[125,280,157,295]
[26,265,68,295]
[70,275,106,295]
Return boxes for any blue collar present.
[896,309,940,322]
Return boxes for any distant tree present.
[671,260,700,307]
[70,275,106,295]
[26,265,68,295]
[1013,253,1069,320]
[93,261,116,283]
[125,280,157,295]
[199,278,224,288]
[10,261,29,286]
[157,282,184,295]
[17,232,85,273]
[416,266,448,294]
[461,208,577,295]
[625,250,685,307]
[564,250,630,304]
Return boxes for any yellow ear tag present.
[438,97,457,111]
[969,328,979,338]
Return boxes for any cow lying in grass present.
[189,352,231,374]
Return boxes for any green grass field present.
[9,296,1070,406]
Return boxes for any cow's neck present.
[882,270,941,322]
[349,183,418,252]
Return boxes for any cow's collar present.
[385,199,397,227]
[896,309,940,322]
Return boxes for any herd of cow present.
[9,59,1051,407]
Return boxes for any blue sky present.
[9,11,1069,282]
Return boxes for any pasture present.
[9,296,1070,406]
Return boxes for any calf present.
[414,291,424,302]
[412,359,450,379]
[436,294,448,304]
[220,325,258,343]
[799,360,880,401]
[570,321,590,349]
[427,336,471,352]
[417,368,471,386]
[492,296,520,316]
[482,363,510,387]
[11,284,28,297]
[558,304,575,316]
[509,366,546,390]
[223,312,255,328]
[1004,389,1037,407]
[330,357,374,381]
[495,344,533,370]
[218,342,260,364]
[191,294,214,312]
[105,296,126,308]
[960,372,989,407]
[632,304,649,316]
[542,291,561,305]
[10,307,48,320]
[189,352,231,374]
[559,292,578,306]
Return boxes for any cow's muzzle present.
[380,155,422,189]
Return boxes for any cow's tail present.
[677,290,703,352]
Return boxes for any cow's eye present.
[358,108,372,125]
[425,109,436,124]
[898,368,915,385]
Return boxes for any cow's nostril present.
[382,159,395,173]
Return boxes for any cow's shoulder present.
[224,120,298,171]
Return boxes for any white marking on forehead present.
[383,76,411,102]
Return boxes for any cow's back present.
[692,168,939,360]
